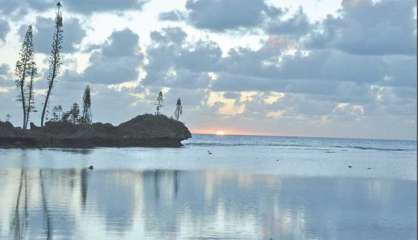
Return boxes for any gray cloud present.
[0,19,9,41]
[184,0,278,31]
[305,0,417,55]
[0,64,10,84]
[159,10,186,22]
[213,45,415,94]
[143,27,222,88]
[0,0,148,16]
[80,29,143,84]
[64,0,148,14]
[266,8,311,37]
[29,16,86,53]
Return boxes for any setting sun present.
[215,130,225,136]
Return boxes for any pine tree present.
[70,103,80,124]
[174,98,183,120]
[52,105,63,121]
[15,25,34,129]
[41,2,63,126]
[81,85,92,124]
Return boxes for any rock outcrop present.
[0,114,192,148]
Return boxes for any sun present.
[215,130,225,136]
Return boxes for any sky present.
[0,0,416,140]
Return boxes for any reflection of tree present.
[154,170,160,201]
[24,171,29,232]
[10,168,31,240]
[40,170,52,240]
[11,170,24,240]
[81,169,88,209]
[174,170,179,198]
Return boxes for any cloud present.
[266,8,312,37]
[0,0,148,16]
[64,0,148,14]
[81,29,143,84]
[159,10,186,22]
[212,44,415,95]
[142,27,222,89]
[305,0,417,55]
[0,0,51,16]
[0,19,9,41]
[0,64,10,85]
[29,16,86,53]
[184,0,278,31]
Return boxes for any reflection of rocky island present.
[0,114,192,148]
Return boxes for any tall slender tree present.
[25,61,37,128]
[174,98,183,120]
[82,85,92,124]
[41,2,63,126]
[156,91,163,115]
[15,25,34,129]
[70,103,80,124]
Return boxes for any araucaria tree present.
[51,105,63,121]
[174,98,183,121]
[41,2,63,126]
[81,85,92,124]
[70,103,80,124]
[156,91,163,115]
[15,25,35,129]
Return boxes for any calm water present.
[0,135,416,240]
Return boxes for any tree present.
[6,114,11,122]
[70,103,80,124]
[41,2,63,126]
[15,25,34,129]
[81,85,92,124]
[25,61,37,128]
[174,98,183,120]
[156,91,163,115]
[51,105,63,121]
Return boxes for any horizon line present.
[190,131,417,142]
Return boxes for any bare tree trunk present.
[41,50,58,127]
[25,66,35,129]
[20,84,26,129]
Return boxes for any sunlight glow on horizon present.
[215,130,225,136]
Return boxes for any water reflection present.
[0,169,416,240]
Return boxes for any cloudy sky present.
[0,0,416,140]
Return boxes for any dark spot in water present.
[368,167,372,170]
[348,165,352,168]
[207,150,212,155]
[88,165,94,170]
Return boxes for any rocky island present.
[0,114,192,148]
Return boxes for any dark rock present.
[0,114,192,148]
[88,165,94,170]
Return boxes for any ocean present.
[0,134,416,240]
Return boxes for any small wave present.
[333,145,410,152]
[185,142,413,152]
[185,142,312,148]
